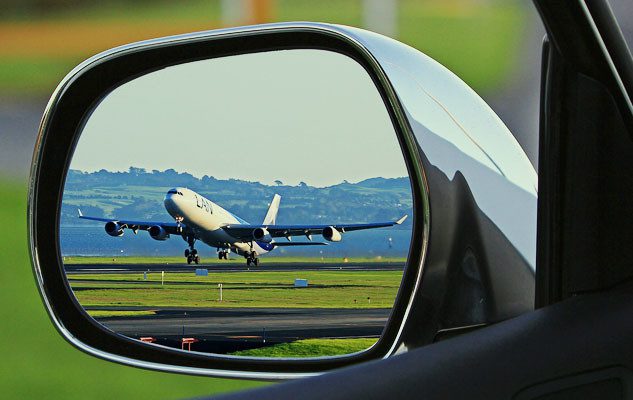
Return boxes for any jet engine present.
[322,226,342,242]
[253,227,273,243]
[149,225,169,241]
[104,221,124,237]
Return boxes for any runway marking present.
[226,335,262,339]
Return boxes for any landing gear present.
[174,216,184,234]
[217,250,228,260]
[245,250,259,266]
[184,236,199,264]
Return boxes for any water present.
[59,225,412,259]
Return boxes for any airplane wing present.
[77,209,187,235]
[221,215,407,241]
[272,242,328,247]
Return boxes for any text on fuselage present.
[194,194,213,214]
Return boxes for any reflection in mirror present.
[60,49,413,358]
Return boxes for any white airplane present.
[78,187,407,266]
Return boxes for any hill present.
[61,167,413,228]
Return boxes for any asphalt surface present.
[65,261,405,274]
[90,306,389,353]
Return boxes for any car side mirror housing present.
[29,22,537,379]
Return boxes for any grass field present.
[87,310,157,318]
[0,0,527,96]
[68,270,403,309]
[63,255,407,264]
[0,181,265,399]
[231,338,378,358]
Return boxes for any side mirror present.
[29,22,537,379]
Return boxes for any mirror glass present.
[60,49,413,358]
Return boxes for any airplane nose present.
[164,191,181,215]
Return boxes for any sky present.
[70,49,408,187]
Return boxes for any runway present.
[65,261,405,274]
[90,306,390,354]
[69,261,400,353]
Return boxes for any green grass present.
[2,0,223,24]
[68,270,403,309]
[231,338,378,358]
[398,1,526,92]
[0,0,527,96]
[87,310,156,318]
[0,181,265,399]
[63,255,406,264]
[0,57,83,96]
[278,0,361,26]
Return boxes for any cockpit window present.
[167,189,178,195]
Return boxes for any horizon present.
[67,166,410,189]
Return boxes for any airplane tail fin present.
[263,194,281,225]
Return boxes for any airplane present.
[77,187,408,266]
